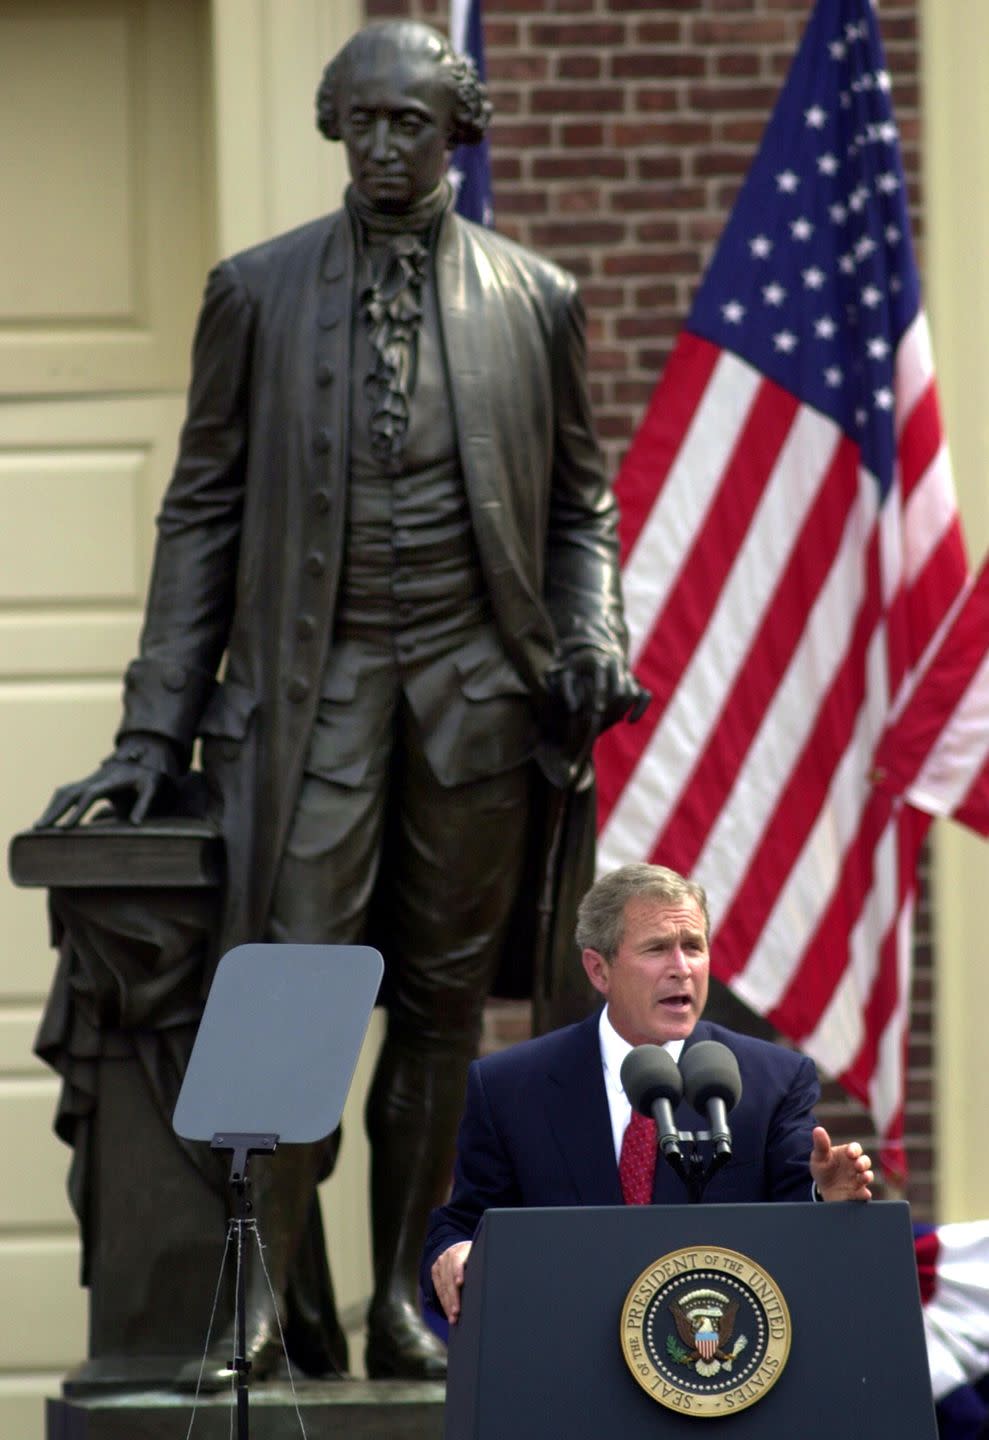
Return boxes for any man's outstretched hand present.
[809,1125,874,1201]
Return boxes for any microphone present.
[679,1041,742,1157]
[620,1045,684,1158]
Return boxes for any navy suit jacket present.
[422,1011,820,1294]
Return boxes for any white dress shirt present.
[598,1006,684,1164]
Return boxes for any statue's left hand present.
[546,647,650,760]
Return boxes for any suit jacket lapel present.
[542,1012,624,1206]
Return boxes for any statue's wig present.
[316,21,492,148]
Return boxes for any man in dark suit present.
[426,862,874,1325]
[38,21,641,1380]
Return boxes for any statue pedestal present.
[10,820,229,1393]
[46,1380,444,1439]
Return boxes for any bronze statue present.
[38,20,642,1383]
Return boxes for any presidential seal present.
[620,1246,791,1418]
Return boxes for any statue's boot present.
[176,1142,344,1390]
[364,1039,468,1380]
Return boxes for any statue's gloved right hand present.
[34,732,181,829]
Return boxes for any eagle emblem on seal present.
[669,1287,750,1378]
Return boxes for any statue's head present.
[315,21,492,213]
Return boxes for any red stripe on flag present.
[597,377,798,826]
[713,529,883,984]
[897,382,943,503]
[613,333,721,564]
[904,519,968,672]
[646,435,860,877]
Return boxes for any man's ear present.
[581,948,610,998]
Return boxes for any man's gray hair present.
[575,863,710,961]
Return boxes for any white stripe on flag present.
[695,468,879,923]
[620,354,763,663]
[894,311,935,437]
[907,649,989,816]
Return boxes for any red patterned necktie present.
[619,1110,657,1205]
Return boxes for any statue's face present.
[340,47,455,212]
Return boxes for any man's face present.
[340,47,455,213]
[581,895,710,1048]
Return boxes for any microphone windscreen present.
[680,1041,742,1112]
[620,1044,684,1114]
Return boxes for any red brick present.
[635,21,683,45]
[606,0,698,10]
[530,86,626,115]
[490,156,522,183]
[637,156,685,182]
[686,83,782,112]
[636,90,680,114]
[529,22,625,47]
[551,254,593,280]
[557,187,604,214]
[487,53,550,82]
[634,219,681,244]
[718,118,768,144]
[598,413,638,439]
[603,251,693,277]
[487,88,521,116]
[684,215,727,244]
[587,346,631,371]
[484,22,520,47]
[715,52,762,78]
[580,284,625,310]
[690,17,789,44]
[634,282,677,307]
[559,122,605,147]
[557,55,602,80]
[613,379,657,405]
[613,185,706,212]
[611,53,706,80]
[490,122,553,149]
[636,341,678,370]
[531,155,627,180]
[493,189,550,215]
[531,220,626,246]
[692,149,754,178]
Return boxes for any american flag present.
[449,0,494,227]
[873,554,989,838]
[595,0,969,1175]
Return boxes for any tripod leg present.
[177,1140,345,1389]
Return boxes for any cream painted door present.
[0,1,211,1433]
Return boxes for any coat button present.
[162,664,186,692]
[315,361,333,386]
[313,428,332,454]
[296,614,316,641]
[286,676,310,703]
[304,551,326,577]
[311,488,331,514]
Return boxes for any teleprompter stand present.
[172,942,384,1440]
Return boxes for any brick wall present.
[360,0,934,1216]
